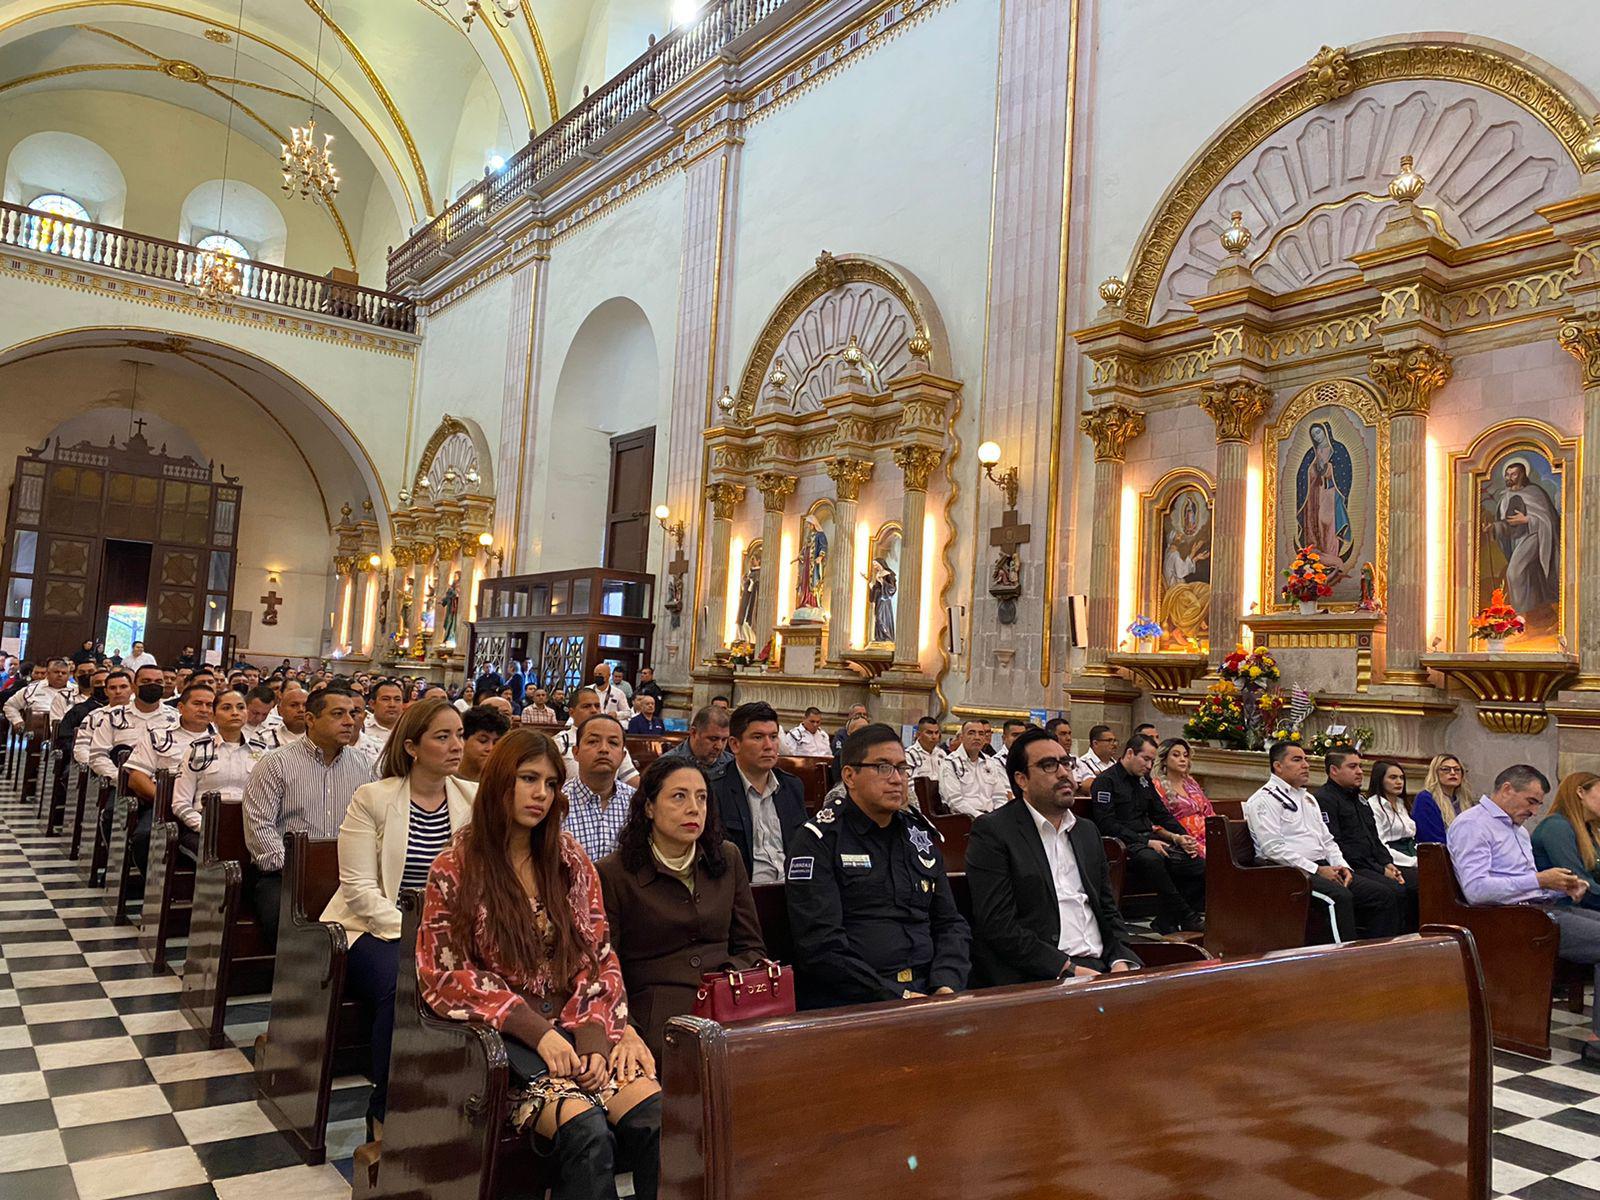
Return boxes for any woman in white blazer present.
[322,695,476,1140]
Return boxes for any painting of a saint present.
[1295,420,1355,582]
[1158,487,1211,650]
[1478,451,1562,643]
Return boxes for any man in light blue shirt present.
[1447,762,1600,1054]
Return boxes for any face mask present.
[137,683,164,704]
[92,687,107,703]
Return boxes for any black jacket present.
[1314,781,1392,872]
[967,799,1141,983]
[709,764,808,880]
[1089,762,1182,847]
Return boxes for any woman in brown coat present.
[596,755,767,1059]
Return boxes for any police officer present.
[171,687,271,852]
[1089,732,1206,935]
[785,722,971,1008]
[3,657,77,733]
[124,682,215,875]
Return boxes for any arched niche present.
[867,520,903,647]
[1139,467,1215,652]
[3,131,127,226]
[1119,36,1598,324]
[178,180,289,265]
[412,414,496,499]
[1448,418,1576,653]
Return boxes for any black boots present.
[613,1096,662,1200]
[550,1106,618,1200]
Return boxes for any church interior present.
[4,0,1600,1196]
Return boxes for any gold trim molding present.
[1122,39,1597,324]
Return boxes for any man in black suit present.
[1314,748,1416,934]
[967,728,1142,983]
[710,701,807,885]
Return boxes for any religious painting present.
[1452,421,1575,652]
[1140,469,1213,652]
[1263,380,1385,611]
[868,523,901,646]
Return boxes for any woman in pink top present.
[1153,737,1215,857]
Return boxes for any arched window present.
[28,193,90,222]
[195,232,250,261]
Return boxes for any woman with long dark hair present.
[418,729,660,1200]
[597,756,767,1059]
[1364,759,1416,867]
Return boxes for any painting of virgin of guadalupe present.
[1295,420,1355,583]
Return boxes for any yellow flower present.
[1248,666,1262,678]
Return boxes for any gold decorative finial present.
[1579,115,1600,173]
[716,384,736,416]
[1219,211,1252,255]
[340,502,353,522]
[397,488,410,505]
[768,357,789,389]
[908,326,932,360]
[841,334,864,365]
[361,498,374,514]
[1305,45,1353,105]
[1388,154,1426,203]
[1098,276,1126,307]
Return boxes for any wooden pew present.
[912,775,946,816]
[46,739,72,833]
[778,755,831,812]
[1202,814,1310,958]
[68,759,93,860]
[87,776,117,886]
[101,765,152,925]
[20,713,48,810]
[255,832,368,1164]
[353,890,555,1200]
[929,813,971,873]
[1418,841,1588,1058]
[626,732,688,771]
[139,777,196,973]
[181,793,276,1048]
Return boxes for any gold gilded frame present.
[1138,466,1215,652]
[1447,418,1577,652]
[1261,377,1388,614]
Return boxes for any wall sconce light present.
[366,553,382,570]
[654,504,685,547]
[977,441,1019,510]
[477,530,506,574]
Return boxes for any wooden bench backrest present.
[661,931,1491,1199]
[1203,814,1312,958]
[151,770,175,822]
[929,813,971,873]
[284,830,343,920]
[201,794,248,864]
[912,776,944,816]
[778,756,831,812]
[626,733,687,769]
[751,874,976,969]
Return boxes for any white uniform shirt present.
[123,652,157,672]
[936,747,1011,817]
[780,725,831,757]
[171,732,272,831]
[127,721,214,787]
[258,725,305,749]
[907,740,946,780]
[89,703,179,781]
[1074,750,1115,786]
[555,722,639,786]
[1243,779,1348,874]
[5,680,76,730]
[1025,804,1106,961]
[594,683,633,719]
[74,706,109,766]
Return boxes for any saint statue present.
[736,551,761,631]
[869,558,897,644]
[1483,456,1560,630]
[377,577,390,640]
[422,574,437,633]
[439,571,460,645]
[794,514,828,619]
[1295,420,1355,581]
[397,578,414,641]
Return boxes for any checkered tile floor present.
[1,761,1596,1198]
[0,764,364,1199]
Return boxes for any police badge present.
[908,826,933,856]
[815,805,836,824]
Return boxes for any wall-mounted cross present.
[989,508,1032,553]
[665,546,690,628]
[260,589,283,626]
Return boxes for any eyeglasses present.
[1029,756,1074,775]
[854,761,913,777]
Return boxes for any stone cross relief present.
[259,589,283,626]
[989,509,1030,625]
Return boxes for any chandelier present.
[281,120,340,203]
[429,0,518,29]
[195,250,241,304]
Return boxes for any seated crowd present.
[3,646,1594,1197]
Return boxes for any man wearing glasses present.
[966,728,1141,983]
[785,723,971,1009]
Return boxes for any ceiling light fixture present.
[281,0,340,204]
[428,0,518,31]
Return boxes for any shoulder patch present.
[786,856,814,881]
[1094,790,1112,805]
[814,805,836,824]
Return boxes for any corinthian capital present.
[1368,344,1453,417]
[1078,404,1145,463]
[754,472,796,513]
[704,480,746,521]
[824,457,874,502]
[892,444,942,492]
[1559,318,1600,389]
[1198,380,1273,444]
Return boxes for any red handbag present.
[690,960,795,1023]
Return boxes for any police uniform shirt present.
[935,747,1010,817]
[1089,761,1182,847]
[127,721,214,786]
[906,741,946,780]
[89,703,179,781]
[784,794,971,1005]
[255,724,303,750]
[4,679,77,730]
[75,705,110,767]
[1244,780,1348,875]
[780,725,831,757]
[358,721,394,760]
[171,732,272,832]
[1073,750,1114,786]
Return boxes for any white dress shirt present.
[594,683,633,719]
[936,747,1011,817]
[88,703,179,781]
[123,652,157,672]
[171,732,272,831]
[1367,795,1418,867]
[1244,779,1348,874]
[780,724,831,757]
[737,766,787,884]
[1026,804,1105,960]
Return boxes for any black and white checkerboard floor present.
[1,768,1597,1198]
[0,773,365,1199]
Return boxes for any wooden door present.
[604,427,655,572]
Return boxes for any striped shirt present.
[243,737,376,873]
[402,801,454,890]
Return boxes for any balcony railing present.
[0,199,417,333]
[388,0,789,286]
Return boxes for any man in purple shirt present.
[1447,763,1600,1057]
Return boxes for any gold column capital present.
[704,480,746,520]
[333,555,355,577]
[1198,379,1272,443]
[754,472,796,513]
[824,457,874,501]
[1079,404,1146,463]
[1559,317,1600,389]
[390,545,414,569]
[1368,344,1453,417]
[892,444,942,492]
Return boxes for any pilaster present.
[497,231,550,567]
[891,445,941,670]
[701,480,745,662]
[754,471,794,649]
[824,457,873,663]
[1076,404,1144,670]
[1198,380,1271,668]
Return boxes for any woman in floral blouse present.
[1153,738,1216,857]
[419,728,661,1200]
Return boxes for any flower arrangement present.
[1306,726,1375,756]
[1268,726,1304,746]
[1220,647,1281,686]
[1183,681,1247,747]
[1469,588,1525,642]
[1127,615,1164,641]
[1282,545,1334,603]
[1186,651,1308,751]
[728,637,756,667]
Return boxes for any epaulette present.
[803,796,845,838]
